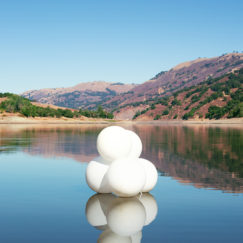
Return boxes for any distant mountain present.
[0,93,113,119]
[22,81,136,110]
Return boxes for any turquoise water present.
[0,124,242,242]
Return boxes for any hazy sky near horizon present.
[0,0,242,93]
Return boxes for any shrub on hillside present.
[162,109,169,115]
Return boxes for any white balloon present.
[107,198,146,236]
[126,130,142,159]
[107,158,146,197]
[138,158,158,192]
[137,193,158,226]
[98,229,132,243]
[97,126,132,163]
[85,194,107,227]
[86,161,111,193]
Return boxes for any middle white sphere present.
[107,158,146,197]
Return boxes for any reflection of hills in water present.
[133,125,243,193]
[0,125,103,161]
[0,124,242,192]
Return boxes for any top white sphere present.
[97,126,132,163]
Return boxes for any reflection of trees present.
[0,125,106,161]
[23,127,100,162]
[157,150,242,192]
[0,130,32,153]
[132,124,243,193]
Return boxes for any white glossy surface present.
[107,198,146,236]
[126,130,142,159]
[86,126,158,197]
[137,193,158,225]
[138,158,158,192]
[86,161,111,193]
[85,194,107,227]
[97,126,132,162]
[107,158,146,197]
[86,193,158,242]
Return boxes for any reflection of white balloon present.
[98,193,116,217]
[137,193,158,226]
[98,229,132,243]
[85,194,107,227]
[131,231,142,243]
[97,126,132,162]
[126,130,142,159]
[85,193,157,243]
[107,198,146,236]
[107,158,146,197]
[138,158,158,192]
[86,161,111,193]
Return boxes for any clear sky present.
[0,0,242,93]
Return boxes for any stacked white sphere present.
[86,126,158,197]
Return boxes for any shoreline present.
[0,115,242,125]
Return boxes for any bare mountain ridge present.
[22,81,136,110]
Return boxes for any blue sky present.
[0,0,242,93]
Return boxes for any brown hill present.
[129,68,243,121]
[22,81,136,110]
[110,53,243,119]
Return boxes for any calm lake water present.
[0,124,242,243]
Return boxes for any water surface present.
[0,124,242,242]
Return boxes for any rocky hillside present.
[129,68,243,121]
[105,53,243,112]
[22,81,136,110]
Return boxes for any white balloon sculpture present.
[86,126,158,197]
[86,193,158,242]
